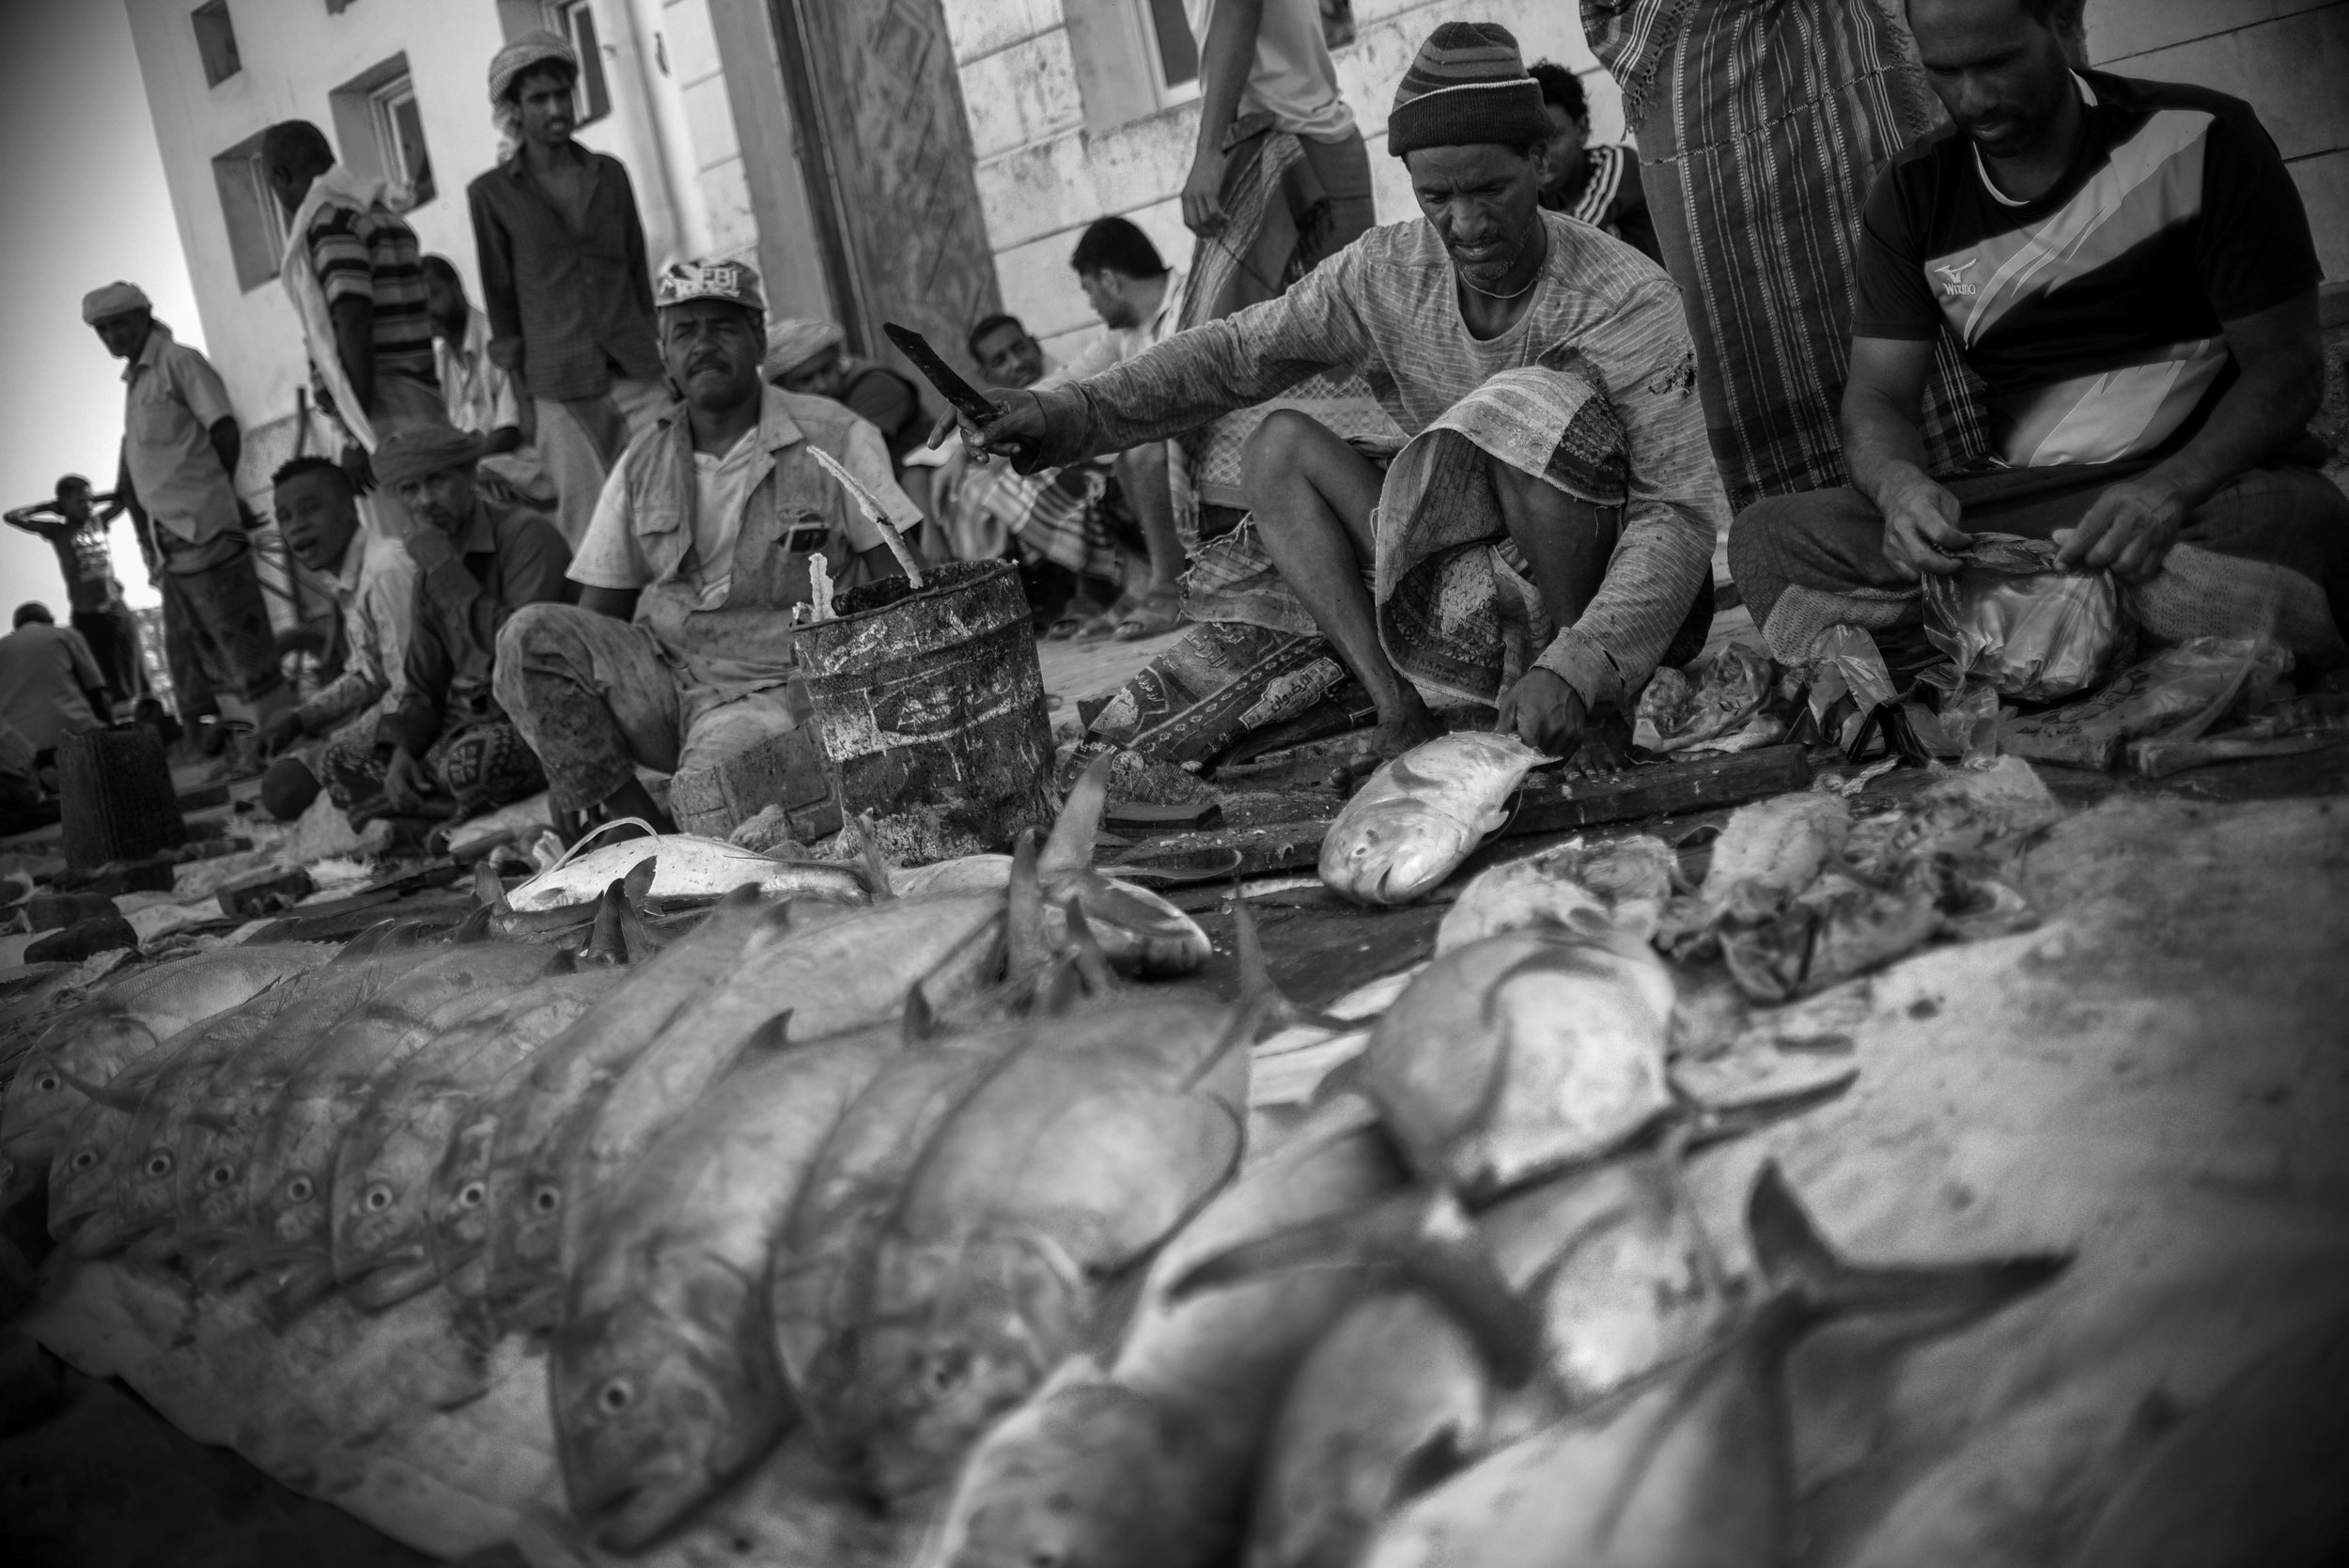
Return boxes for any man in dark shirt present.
[1528,60,1660,266]
[1729,0,2347,670]
[319,426,570,825]
[5,474,141,704]
[468,30,668,548]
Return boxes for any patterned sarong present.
[1582,0,1987,511]
[947,458,1126,583]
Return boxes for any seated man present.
[957,23,1723,763]
[255,457,417,821]
[1730,0,2348,670]
[495,259,921,833]
[0,604,108,768]
[1529,59,1661,266]
[322,427,569,824]
[763,318,930,470]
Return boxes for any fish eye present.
[35,1075,57,1094]
[71,1150,97,1172]
[597,1378,632,1414]
[208,1164,236,1188]
[533,1187,559,1214]
[923,1353,968,1396]
[288,1176,314,1203]
[146,1154,172,1177]
[458,1182,486,1208]
[365,1186,393,1212]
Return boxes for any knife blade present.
[884,320,1035,464]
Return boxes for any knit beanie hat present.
[1386,23,1554,159]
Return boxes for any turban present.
[489,29,579,140]
[763,318,846,381]
[655,258,767,320]
[1386,23,1554,159]
[374,426,482,490]
[82,281,151,324]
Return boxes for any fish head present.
[333,1099,464,1290]
[256,1159,332,1257]
[927,1370,1202,1568]
[1321,802,1477,906]
[45,1101,132,1236]
[481,1159,568,1331]
[425,1113,500,1274]
[856,1234,1093,1499]
[552,1281,786,1553]
[3,1026,148,1167]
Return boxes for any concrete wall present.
[939,0,1624,369]
[2084,0,2349,290]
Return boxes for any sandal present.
[1043,613,1088,642]
[1112,588,1186,642]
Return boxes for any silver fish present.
[1320,733,1551,906]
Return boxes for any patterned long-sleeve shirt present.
[1029,213,1729,709]
[381,498,572,754]
[297,529,416,737]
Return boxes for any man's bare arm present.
[2,505,59,535]
[1183,0,1266,236]
[206,417,241,485]
[1840,334,1967,579]
[2058,289,2325,580]
[330,296,377,412]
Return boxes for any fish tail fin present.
[582,878,630,965]
[54,1067,144,1113]
[901,985,936,1047]
[1059,900,1117,998]
[333,919,397,963]
[1042,753,1113,879]
[745,1010,795,1052]
[620,853,658,907]
[1748,1160,2072,1331]
[615,893,656,965]
[1172,1188,1543,1389]
[471,861,509,911]
[1006,829,1050,978]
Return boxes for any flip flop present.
[1112,589,1186,642]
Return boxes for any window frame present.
[210,133,286,293]
[549,0,613,126]
[366,74,436,209]
[191,1,242,89]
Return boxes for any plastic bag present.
[1921,534,2123,702]
[1802,626,1898,753]
[1999,636,2293,769]
[1633,644,1776,753]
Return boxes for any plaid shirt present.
[466,149,661,402]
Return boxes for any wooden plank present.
[1504,744,1813,837]
[1112,745,1816,884]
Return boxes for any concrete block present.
[660,0,723,86]
[2292,147,2349,284]
[697,157,761,257]
[959,28,1087,162]
[942,0,1068,65]
[975,110,1197,252]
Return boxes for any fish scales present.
[239,944,580,1310]
[506,832,872,911]
[169,949,451,1281]
[1321,734,1551,907]
[552,1036,899,1552]
[927,1093,1408,1568]
[478,893,772,1327]
[2,946,330,1186]
[330,969,624,1310]
[553,891,1006,1271]
[833,993,1252,1498]
[1362,928,1675,1202]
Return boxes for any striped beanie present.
[1387,23,1554,159]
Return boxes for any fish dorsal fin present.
[334,919,396,963]
[449,903,498,945]
[1040,753,1113,880]
[471,861,508,911]
[1747,1159,2073,1327]
[1037,953,1084,1017]
[747,1010,794,1051]
[1006,830,1049,978]
[55,1067,144,1113]
[620,854,659,907]
[857,818,897,902]
[1059,901,1116,998]
[583,879,630,965]
[900,986,934,1048]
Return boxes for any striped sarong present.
[1583,0,1987,511]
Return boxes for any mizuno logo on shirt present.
[1935,257,1979,296]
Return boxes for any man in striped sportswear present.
[1729,0,2347,670]
[953,22,1723,768]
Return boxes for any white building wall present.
[939,0,1621,368]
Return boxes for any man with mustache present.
[1729,0,2346,671]
[468,30,667,547]
[319,427,569,826]
[495,260,921,834]
[954,23,1723,767]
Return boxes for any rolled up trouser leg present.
[492,604,686,813]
